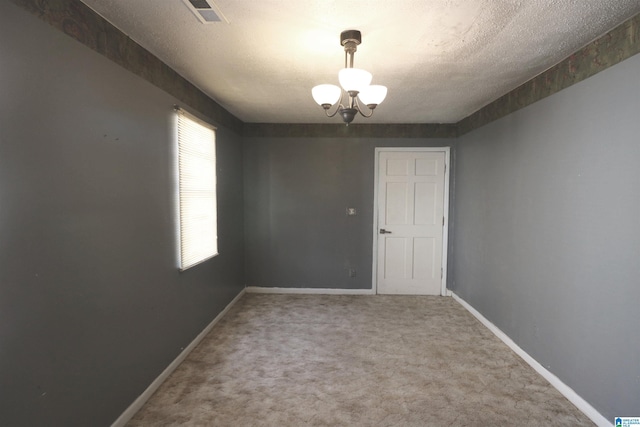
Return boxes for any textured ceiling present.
[81,0,640,124]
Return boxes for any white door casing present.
[373,148,449,295]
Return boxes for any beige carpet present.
[126,294,593,426]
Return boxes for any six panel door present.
[377,151,446,295]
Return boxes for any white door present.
[376,150,446,295]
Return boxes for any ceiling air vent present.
[182,0,229,24]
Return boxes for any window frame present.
[175,107,218,271]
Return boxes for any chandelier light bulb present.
[312,84,341,107]
[338,68,372,93]
[358,85,388,107]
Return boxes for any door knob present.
[379,229,392,234]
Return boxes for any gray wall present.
[244,137,453,289]
[0,3,244,426]
[452,52,640,419]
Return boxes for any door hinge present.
[441,267,443,278]
[442,216,445,226]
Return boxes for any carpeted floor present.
[126,294,593,426]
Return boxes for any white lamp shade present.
[358,85,388,106]
[338,68,372,93]
[312,84,341,106]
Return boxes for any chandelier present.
[312,30,387,125]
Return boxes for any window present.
[176,108,218,270]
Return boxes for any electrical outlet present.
[348,268,357,278]
[346,207,357,216]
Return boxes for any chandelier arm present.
[323,91,346,118]
[354,97,375,118]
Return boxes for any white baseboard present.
[245,286,375,295]
[451,292,611,427]
[111,288,246,427]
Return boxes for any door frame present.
[372,147,451,296]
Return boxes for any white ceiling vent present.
[182,0,229,24]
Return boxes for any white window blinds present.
[176,108,218,270]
